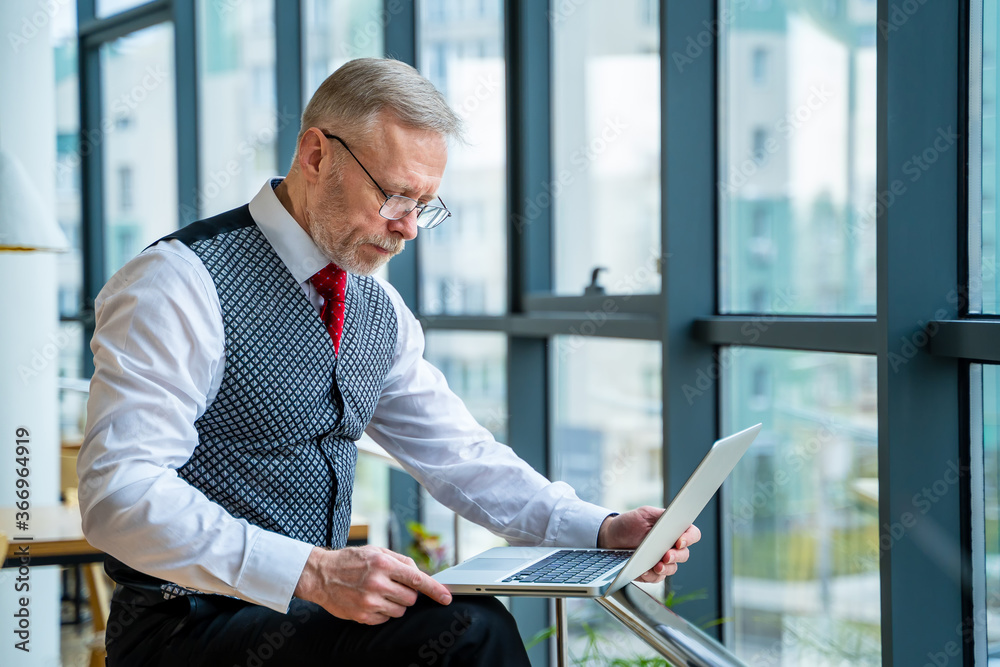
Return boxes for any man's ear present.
[297,128,326,184]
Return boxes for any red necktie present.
[310,263,348,354]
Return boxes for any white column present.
[0,2,70,666]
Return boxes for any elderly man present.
[79,58,700,666]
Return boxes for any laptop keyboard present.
[501,549,633,584]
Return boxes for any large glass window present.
[303,0,385,101]
[550,337,663,662]
[719,0,877,314]
[420,332,508,566]
[100,23,177,278]
[97,0,147,18]
[979,365,1000,649]
[54,4,82,321]
[196,0,277,218]
[551,0,660,296]
[53,3,90,449]
[417,0,507,316]
[724,349,879,664]
[978,0,1000,313]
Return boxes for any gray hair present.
[294,58,463,168]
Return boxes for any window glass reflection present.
[420,332,508,565]
[724,349,879,664]
[552,0,661,296]
[100,23,177,278]
[417,0,507,315]
[979,0,1000,312]
[719,0,877,314]
[981,365,1000,646]
[551,337,664,662]
[54,4,82,319]
[197,0,278,218]
[303,0,385,101]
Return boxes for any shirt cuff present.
[236,530,315,613]
[554,501,617,549]
[596,512,620,548]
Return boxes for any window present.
[551,338,663,661]
[552,0,660,296]
[303,0,385,100]
[976,0,1000,312]
[100,23,177,279]
[97,0,147,17]
[421,332,509,564]
[54,5,82,321]
[725,350,879,664]
[977,365,1000,648]
[417,0,507,315]
[719,0,877,314]
[197,0,277,218]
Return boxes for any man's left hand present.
[596,506,701,584]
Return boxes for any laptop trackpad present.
[453,558,525,571]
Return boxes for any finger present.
[378,599,410,619]
[388,559,453,605]
[671,547,690,565]
[636,562,676,583]
[359,611,394,626]
[382,580,420,608]
[383,549,420,570]
[676,524,702,549]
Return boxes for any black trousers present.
[104,589,531,667]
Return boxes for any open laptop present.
[433,423,762,598]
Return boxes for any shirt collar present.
[248,177,330,285]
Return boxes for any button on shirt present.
[78,179,612,614]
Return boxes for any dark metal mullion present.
[877,0,968,662]
[660,0,723,636]
[79,0,172,48]
[420,314,659,340]
[928,320,1000,363]
[958,8,980,657]
[523,293,662,316]
[694,316,879,354]
[506,0,553,663]
[174,0,198,226]
[78,0,103,378]
[275,0,303,178]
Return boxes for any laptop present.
[433,423,762,598]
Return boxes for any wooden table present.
[2,505,368,567]
[2,504,366,631]
[1,505,102,568]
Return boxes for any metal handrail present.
[594,584,748,667]
[355,445,744,664]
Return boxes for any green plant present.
[526,621,671,666]
[405,521,449,574]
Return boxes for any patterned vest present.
[106,204,398,601]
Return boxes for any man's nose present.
[387,209,419,241]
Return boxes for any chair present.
[83,562,111,667]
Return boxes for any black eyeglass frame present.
[321,132,451,229]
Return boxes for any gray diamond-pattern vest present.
[105,204,397,601]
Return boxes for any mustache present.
[359,235,404,255]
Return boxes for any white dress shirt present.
[79,179,612,614]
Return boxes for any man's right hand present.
[293,545,453,625]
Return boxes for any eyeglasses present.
[322,132,451,229]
